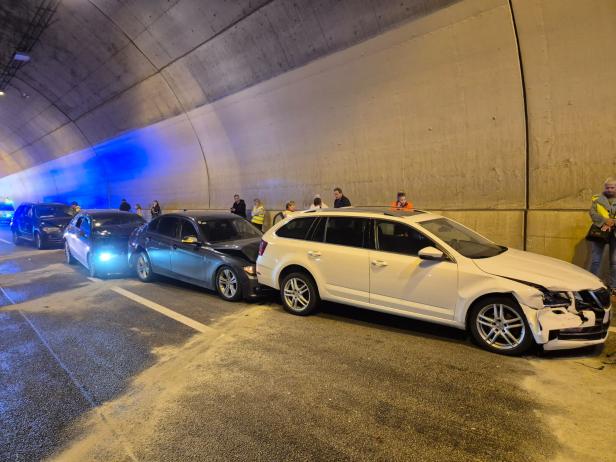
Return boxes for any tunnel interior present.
[0,0,615,265]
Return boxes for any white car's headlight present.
[541,290,571,308]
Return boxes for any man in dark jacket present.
[333,187,351,208]
[230,194,247,218]
[119,198,131,212]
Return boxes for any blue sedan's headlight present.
[99,252,114,262]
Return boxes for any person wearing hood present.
[588,177,616,293]
[309,195,329,210]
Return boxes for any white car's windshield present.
[420,217,507,259]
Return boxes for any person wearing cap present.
[390,192,413,210]
[69,201,81,215]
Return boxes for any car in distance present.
[128,212,262,301]
[64,210,145,278]
[256,208,611,355]
[0,199,15,225]
[11,202,74,249]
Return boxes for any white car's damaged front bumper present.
[519,291,611,351]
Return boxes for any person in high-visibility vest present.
[251,198,265,232]
[588,177,616,293]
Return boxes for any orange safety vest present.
[390,200,413,210]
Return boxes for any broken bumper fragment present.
[521,303,611,351]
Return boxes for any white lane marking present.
[0,285,16,305]
[0,237,13,245]
[111,286,213,334]
[0,284,138,461]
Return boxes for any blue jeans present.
[588,235,616,288]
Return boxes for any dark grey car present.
[128,212,263,301]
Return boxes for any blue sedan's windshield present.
[198,218,262,243]
[419,218,507,259]
[93,213,145,229]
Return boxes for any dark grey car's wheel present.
[12,230,22,245]
[216,266,242,302]
[469,297,533,356]
[135,251,155,282]
[65,241,76,265]
[280,272,319,316]
[35,232,45,250]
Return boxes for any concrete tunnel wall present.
[0,0,615,268]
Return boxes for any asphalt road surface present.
[0,227,614,462]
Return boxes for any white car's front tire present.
[469,297,534,356]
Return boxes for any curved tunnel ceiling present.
[0,0,460,177]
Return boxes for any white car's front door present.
[369,220,458,320]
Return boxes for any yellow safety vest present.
[592,194,613,219]
[251,207,265,225]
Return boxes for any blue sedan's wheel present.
[216,267,242,302]
[65,241,76,265]
[88,254,101,279]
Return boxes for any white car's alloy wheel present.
[475,303,526,351]
[283,277,311,312]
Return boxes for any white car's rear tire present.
[280,272,319,316]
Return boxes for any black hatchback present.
[128,212,262,301]
[64,210,145,277]
[11,202,74,249]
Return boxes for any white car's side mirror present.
[418,246,445,261]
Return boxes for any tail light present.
[258,240,268,256]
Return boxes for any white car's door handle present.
[371,260,388,267]
[307,250,321,258]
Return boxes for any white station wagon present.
[256,208,611,355]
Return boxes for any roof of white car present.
[299,207,442,223]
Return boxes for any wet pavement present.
[0,226,614,462]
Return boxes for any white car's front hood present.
[473,248,604,292]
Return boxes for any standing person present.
[309,196,329,210]
[587,177,616,294]
[150,200,161,219]
[135,204,143,217]
[230,194,247,219]
[282,201,297,218]
[69,201,81,215]
[390,192,413,210]
[119,198,131,212]
[251,198,265,231]
[333,187,351,208]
